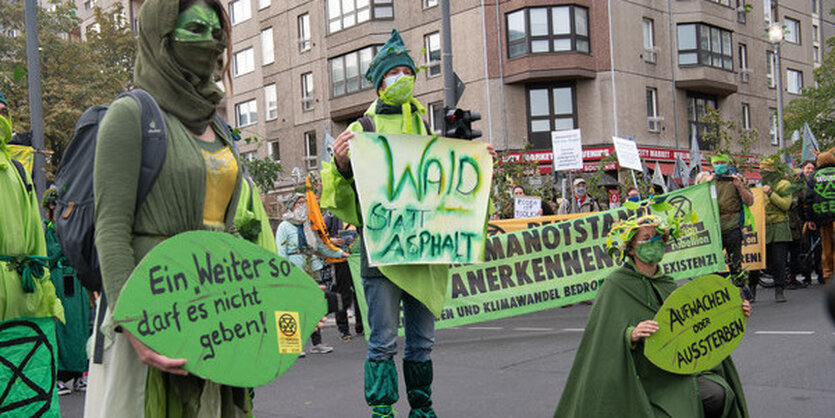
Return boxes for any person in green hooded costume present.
[85,0,253,416]
[42,186,92,394]
[751,155,792,303]
[322,29,494,418]
[555,204,751,418]
[0,91,65,323]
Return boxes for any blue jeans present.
[363,276,434,362]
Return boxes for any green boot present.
[403,360,437,418]
[365,359,399,418]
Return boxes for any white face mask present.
[293,205,308,220]
[383,73,407,90]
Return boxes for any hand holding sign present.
[112,231,327,387]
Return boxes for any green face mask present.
[0,115,12,145]
[634,237,666,265]
[174,2,221,42]
[379,75,415,106]
[171,2,225,80]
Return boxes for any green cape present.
[555,266,748,418]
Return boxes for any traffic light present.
[443,107,482,140]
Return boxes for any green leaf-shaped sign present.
[644,274,746,375]
[112,231,326,387]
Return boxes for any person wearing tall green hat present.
[752,155,792,303]
[555,201,751,417]
[322,29,495,417]
[708,154,754,299]
[85,0,253,415]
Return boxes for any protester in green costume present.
[0,90,64,324]
[556,206,751,418]
[42,187,92,395]
[752,155,792,303]
[322,29,495,418]
[85,0,253,416]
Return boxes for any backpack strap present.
[10,159,32,193]
[118,89,168,213]
[357,115,375,133]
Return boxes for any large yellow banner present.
[738,187,766,271]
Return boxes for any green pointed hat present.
[365,29,417,91]
[710,154,730,165]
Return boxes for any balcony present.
[675,66,738,96]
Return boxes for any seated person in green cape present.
[555,203,752,418]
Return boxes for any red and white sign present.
[608,189,620,205]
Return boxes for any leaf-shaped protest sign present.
[112,231,326,387]
[644,274,746,375]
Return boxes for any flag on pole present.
[689,134,702,182]
[801,123,820,163]
[652,161,667,194]
[674,155,690,187]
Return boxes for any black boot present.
[403,360,436,418]
[775,287,787,303]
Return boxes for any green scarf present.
[373,99,426,134]
[133,0,226,133]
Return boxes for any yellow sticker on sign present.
[275,311,302,354]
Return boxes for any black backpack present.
[53,89,168,293]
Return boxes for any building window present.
[738,43,748,82]
[428,102,444,135]
[330,45,378,97]
[646,88,660,132]
[741,103,751,131]
[268,140,280,162]
[812,24,819,43]
[735,0,746,23]
[785,18,800,44]
[505,6,590,59]
[769,108,778,145]
[642,18,656,63]
[526,84,576,149]
[327,0,393,34]
[259,0,270,10]
[425,32,441,77]
[707,0,731,6]
[301,72,314,111]
[261,28,274,65]
[424,0,438,8]
[241,151,256,161]
[766,50,775,88]
[264,84,277,120]
[234,48,255,77]
[229,0,251,25]
[298,14,311,52]
[814,46,820,63]
[236,99,258,127]
[787,69,803,94]
[687,93,718,150]
[764,0,773,24]
[304,131,318,170]
[812,0,819,15]
[677,23,733,71]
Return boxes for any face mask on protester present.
[171,3,225,80]
[293,205,309,221]
[379,74,415,106]
[633,236,665,265]
[574,186,586,197]
[0,115,11,145]
[627,196,640,203]
[713,164,729,176]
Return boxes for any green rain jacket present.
[765,179,792,243]
[321,101,449,317]
[0,153,64,322]
[555,265,748,418]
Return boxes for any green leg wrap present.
[365,359,399,417]
[403,360,436,418]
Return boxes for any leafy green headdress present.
[605,196,697,262]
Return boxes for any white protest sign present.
[513,197,542,219]
[612,136,643,171]
[551,129,583,170]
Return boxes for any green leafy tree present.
[0,1,136,175]
[784,17,835,148]
[699,106,757,172]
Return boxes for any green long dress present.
[555,265,748,418]
[44,221,91,374]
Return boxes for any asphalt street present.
[59,283,834,417]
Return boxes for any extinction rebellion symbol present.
[667,196,693,219]
[0,320,57,417]
[278,314,298,337]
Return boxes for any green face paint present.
[174,2,221,42]
[0,115,12,145]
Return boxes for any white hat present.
[573,178,586,187]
